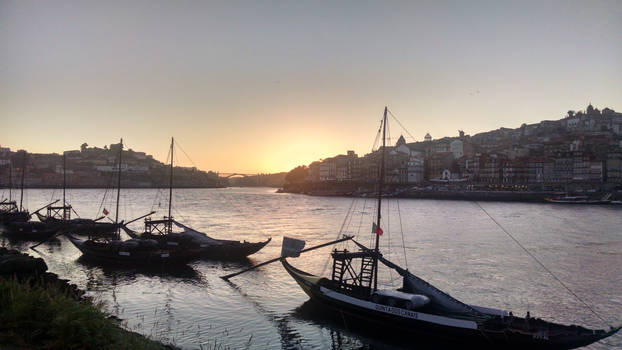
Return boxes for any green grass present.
[0,277,167,350]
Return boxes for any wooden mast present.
[8,161,11,203]
[373,106,388,292]
[168,137,174,234]
[19,151,25,211]
[115,139,123,239]
[63,152,68,220]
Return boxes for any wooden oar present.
[31,200,60,215]
[221,235,353,280]
[123,211,156,227]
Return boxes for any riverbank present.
[0,248,177,350]
[282,182,621,203]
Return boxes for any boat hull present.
[127,229,271,260]
[66,236,201,266]
[1,221,60,241]
[36,213,119,237]
[281,258,619,349]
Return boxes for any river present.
[2,187,621,349]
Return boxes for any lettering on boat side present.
[533,330,549,340]
[375,304,419,319]
[319,287,478,330]
[119,252,130,256]
[161,253,169,258]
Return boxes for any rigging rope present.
[474,201,609,326]
[396,199,408,270]
[371,119,383,152]
[387,109,416,142]
[322,197,358,276]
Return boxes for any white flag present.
[281,236,306,258]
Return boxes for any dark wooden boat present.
[0,156,30,224]
[278,107,621,349]
[34,153,119,238]
[281,254,620,349]
[67,235,201,265]
[122,138,271,260]
[65,139,198,266]
[0,200,29,223]
[1,221,60,241]
[36,210,120,237]
[123,219,271,260]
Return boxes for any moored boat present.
[65,139,197,266]
[122,138,271,260]
[273,107,621,349]
[0,220,60,241]
[545,195,611,204]
[67,235,201,265]
[34,153,119,237]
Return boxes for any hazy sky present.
[2,1,621,173]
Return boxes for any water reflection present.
[76,256,200,281]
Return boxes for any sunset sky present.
[2,1,621,173]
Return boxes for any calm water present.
[2,187,622,349]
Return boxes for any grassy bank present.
[0,277,169,349]
[0,247,174,350]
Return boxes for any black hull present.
[200,238,272,260]
[125,228,271,260]
[0,211,30,224]
[66,236,201,266]
[1,222,60,241]
[281,258,620,350]
[36,213,118,237]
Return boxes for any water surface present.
[3,187,621,349]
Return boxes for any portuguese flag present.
[372,222,383,235]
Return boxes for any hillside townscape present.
[0,142,225,188]
[284,105,622,198]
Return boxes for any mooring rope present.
[474,201,609,326]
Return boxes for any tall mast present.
[168,137,174,233]
[19,151,25,211]
[115,139,123,236]
[373,106,388,292]
[8,162,12,203]
[63,152,67,219]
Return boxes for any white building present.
[450,140,464,159]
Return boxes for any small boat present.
[0,155,30,224]
[123,218,271,260]
[35,208,120,237]
[34,153,119,238]
[67,235,202,265]
[122,138,271,260]
[1,221,60,241]
[545,195,610,204]
[276,107,621,349]
[66,139,196,266]
[0,200,29,223]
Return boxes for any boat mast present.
[168,137,174,234]
[63,152,67,220]
[8,162,12,203]
[19,151,25,211]
[115,139,123,238]
[373,106,388,292]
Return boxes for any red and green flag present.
[372,222,383,235]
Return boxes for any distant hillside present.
[0,142,227,188]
